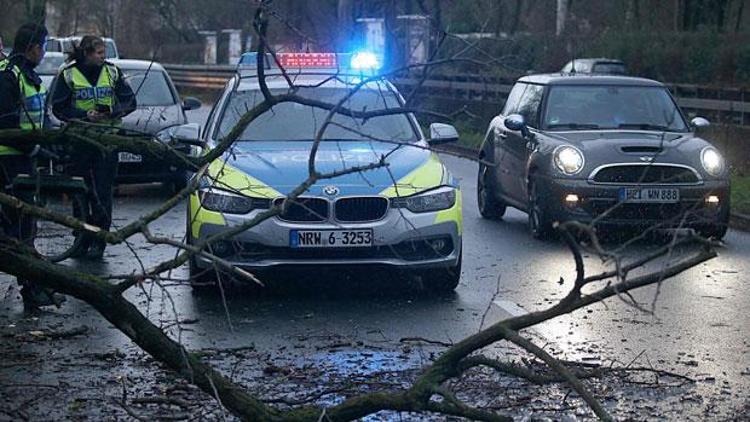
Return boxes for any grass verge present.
[731,174,750,215]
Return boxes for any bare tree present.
[0,3,723,421]
[25,0,46,23]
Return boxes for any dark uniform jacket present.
[0,54,44,129]
[51,60,137,121]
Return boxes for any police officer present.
[0,23,61,308]
[51,35,136,259]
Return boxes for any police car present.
[178,52,463,291]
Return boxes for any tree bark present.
[510,0,522,34]
[556,0,569,36]
[25,0,46,23]
[736,0,745,32]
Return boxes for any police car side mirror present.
[172,123,205,148]
[429,123,459,145]
[182,97,202,111]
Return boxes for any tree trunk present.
[736,0,745,32]
[510,0,522,34]
[716,0,728,32]
[556,0,569,36]
[25,0,46,23]
[337,0,354,51]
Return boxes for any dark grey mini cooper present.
[478,73,730,240]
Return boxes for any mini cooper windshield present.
[217,87,419,143]
[544,85,688,132]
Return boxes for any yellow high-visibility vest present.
[0,58,46,155]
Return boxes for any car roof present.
[54,35,115,42]
[519,73,663,87]
[565,58,624,65]
[109,59,165,72]
[235,73,398,93]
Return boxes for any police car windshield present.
[218,86,418,142]
[123,70,176,107]
[544,85,688,132]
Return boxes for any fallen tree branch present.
[495,325,612,421]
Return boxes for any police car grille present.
[335,197,388,222]
[591,165,700,184]
[235,237,454,261]
[275,197,329,222]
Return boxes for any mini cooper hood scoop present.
[552,130,688,144]
[550,130,704,153]
[547,130,712,170]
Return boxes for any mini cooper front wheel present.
[477,163,506,220]
[528,180,555,240]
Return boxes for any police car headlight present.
[554,145,584,175]
[392,186,456,213]
[701,146,724,176]
[198,188,270,214]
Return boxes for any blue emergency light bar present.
[238,51,382,76]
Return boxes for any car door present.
[504,83,545,203]
[492,83,526,205]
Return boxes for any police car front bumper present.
[190,202,461,272]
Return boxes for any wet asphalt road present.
[1,106,749,419]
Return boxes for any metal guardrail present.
[164,64,750,125]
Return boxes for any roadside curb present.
[730,212,750,232]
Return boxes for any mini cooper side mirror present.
[182,97,202,111]
[691,116,710,130]
[504,114,530,138]
[429,123,459,145]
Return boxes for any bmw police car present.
[179,52,463,291]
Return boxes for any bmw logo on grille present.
[323,185,340,196]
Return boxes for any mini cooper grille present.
[591,165,700,184]
[587,202,695,221]
[275,197,329,222]
[335,197,388,222]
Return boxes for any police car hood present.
[119,104,183,134]
[217,140,448,197]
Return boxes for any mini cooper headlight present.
[392,186,456,213]
[554,145,585,175]
[701,146,724,176]
[198,188,270,214]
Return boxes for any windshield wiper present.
[547,123,600,130]
[617,123,674,131]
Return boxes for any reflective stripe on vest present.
[0,59,46,155]
[63,64,118,113]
